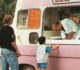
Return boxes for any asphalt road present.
[0,48,1,70]
[0,57,2,70]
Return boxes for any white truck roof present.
[16,0,80,10]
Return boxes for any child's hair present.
[38,36,46,44]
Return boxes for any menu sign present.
[53,0,80,4]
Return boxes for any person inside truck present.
[52,9,78,39]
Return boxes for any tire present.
[23,65,35,70]
[19,64,26,70]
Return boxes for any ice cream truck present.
[12,0,80,70]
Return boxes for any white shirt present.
[36,45,48,63]
[60,18,78,39]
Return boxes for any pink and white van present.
[12,0,80,70]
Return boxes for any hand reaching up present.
[51,44,60,50]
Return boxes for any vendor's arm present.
[66,31,76,39]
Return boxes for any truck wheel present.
[23,65,35,70]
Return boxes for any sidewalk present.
[0,48,1,70]
[0,57,2,70]
[0,64,2,70]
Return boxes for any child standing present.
[36,36,59,70]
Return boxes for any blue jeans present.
[1,48,19,70]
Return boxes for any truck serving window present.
[43,6,80,40]
[17,9,41,29]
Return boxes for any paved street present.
[0,57,2,70]
[0,64,1,70]
[0,48,1,70]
